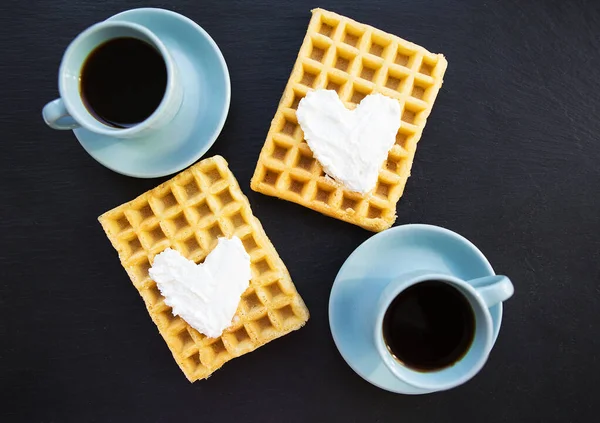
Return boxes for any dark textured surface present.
[1,0,599,421]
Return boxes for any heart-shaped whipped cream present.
[149,237,251,338]
[296,89,401,193]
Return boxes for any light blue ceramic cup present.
[374,271,514,392]
[42,20,183,138]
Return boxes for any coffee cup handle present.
[42,98,80,130]
[467,275,514,308]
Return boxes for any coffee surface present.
[383,281,476,372]
[80,37,167,128]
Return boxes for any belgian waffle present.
[98,156,309,381]
[251,8,448,232]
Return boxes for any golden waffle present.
[98,156,309,381]
[251,8,448,232]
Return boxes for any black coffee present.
[382,281,475,372]
[80,37,167,128]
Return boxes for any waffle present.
[251,8,448,232]
[98,156,309,381]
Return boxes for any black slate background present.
[1,0,599,421]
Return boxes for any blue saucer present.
[328,224,502,394]
[74,8,231,178]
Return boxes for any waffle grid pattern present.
[251,8,448,232]
[99,156,309,381]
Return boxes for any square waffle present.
[251,8,448,232]
[98,156,309,381]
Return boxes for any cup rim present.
[374,273,494,391]
[58,20,176,136]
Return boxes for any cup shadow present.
[330,276,392,376]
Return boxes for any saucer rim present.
[328,223,502,394]
[76,8,231,178]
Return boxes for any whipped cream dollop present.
[148,237,251,338]
[296,89,401,193]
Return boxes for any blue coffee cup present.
[42,20,183,138]
[373,271,514,391]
